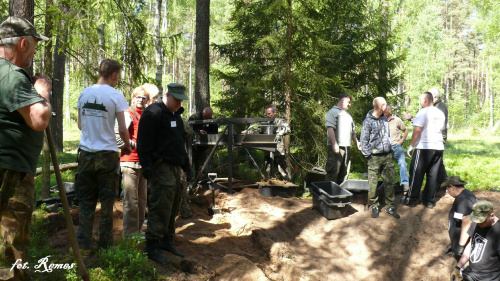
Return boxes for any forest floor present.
[44,183,500,281]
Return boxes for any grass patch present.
[29,206,73,280]
[93,236,157,280]
[315,129,499,192]
[443,133,500,190]
[35,121,80,199]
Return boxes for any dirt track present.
[46,188,500,280]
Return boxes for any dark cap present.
[440,176,468,189]
[166,83,188,100]
[470,200,493,224]
[0,16,49,41]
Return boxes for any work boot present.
[423,201,435,209]
[159,235,185,258]
[401,197,420,207]
[371,206,379,218]
[180,210,193,219]
[384,207,400,219]
[144,239,170,264]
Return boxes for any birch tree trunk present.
[51,17,68,152]
[40,0,54,199]
[284,0,292,173]
[189,28,194,116]
[488,66,493,128]
[64,59,70,124]
[154,0,163,93]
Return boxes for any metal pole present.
[192,126,228,186]
[227,122,233,194]
[244,148,266,181]
[46,126,89,281]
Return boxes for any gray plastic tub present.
[311,181,353,204]
[311,188,350,220]
[340,179,369,191]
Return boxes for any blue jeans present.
[392,144,409,185]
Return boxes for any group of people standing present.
[0,15,496,280]
[76,58,192,265]
[325,92,499,280]
[324,89,448,219]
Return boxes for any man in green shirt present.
[0,17,52,280]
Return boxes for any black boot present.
[159,235,185,258]
[144,239,170,264]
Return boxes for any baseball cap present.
[440,176,468,189]
[0,16,49,41]
[470,200,493,224]
[167,83,188,100]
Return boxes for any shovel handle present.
[45,126,89,281]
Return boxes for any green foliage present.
[0,1,7,19]
[34,169,78,201]
[213,0,401,171]
[96,235,156,281]
[29,208,51,258]
[65,266,79,281]
[88,268,114,281]
[29,208,70,281]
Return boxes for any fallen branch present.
[35,163,78,175]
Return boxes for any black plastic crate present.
[304,167,327,189]
[310,181,352,204]
[259,184,297,198]
[311,188,350,220]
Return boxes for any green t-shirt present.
[0,58,45,174]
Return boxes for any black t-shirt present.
[448,190,477,249]
[463,221,500,281]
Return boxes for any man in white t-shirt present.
[325,93,361,185]
[75,59,132,251]
[402,92,445,209]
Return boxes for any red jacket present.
[120,106,142,162]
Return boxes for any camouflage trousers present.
[0,169,34,280]
[76,150,119,249]
[325,146,351,185]
[264,152,289,179]
[368,153,395,208]
[180,171,191,215]
[146,161,182,240]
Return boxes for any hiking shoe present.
[384,207,400,219]
[401,197,420,207]
[423,201,435,209]
[371,206,379,218]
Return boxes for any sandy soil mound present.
[45,187,500,280]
